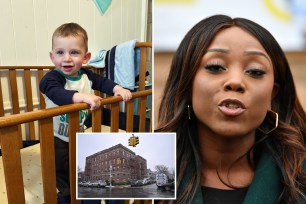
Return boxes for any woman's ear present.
[272,83,279,99]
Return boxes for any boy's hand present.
[113,85,132,102]
[72,93,102,110]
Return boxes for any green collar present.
[182,148,283,204]
[242,149,282,204]
[55,68,82,81]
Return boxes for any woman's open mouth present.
[218,99,246,116]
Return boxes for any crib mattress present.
[0,143,44,204]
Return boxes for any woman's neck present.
[197,124,256,189]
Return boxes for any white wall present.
[154,0,305,51]
[0,0,148,65]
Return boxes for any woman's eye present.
[204,64,226,73]
[245,69,266,78]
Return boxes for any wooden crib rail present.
[0,66,53,142]
[0,89,152,204]
[0,42,152,143]
[0,65,98,142]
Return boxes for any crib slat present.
[92,108,102,132]
[9,69,20,114]
[149,109,152,132]
[0,126,25,204]
[138,96,147,132]
[9,69,22,147]
[0,73,4,117]
[37,69,46,138]
[135,45,148,122]
[24,69,36,140]
[101,108,104,130]
[37,69,46,110]
[111,103,119,132]
[68,111,81,204]
[138,47,147,92]
[39,117,57,204]
[126,100,134,132]
[0,73,3,145]
[92,67,103,97]
[134,201,152,204]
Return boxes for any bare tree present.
[78,165,82,172]
[155,165,169,174]
[169,168,175,180]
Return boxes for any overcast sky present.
[77,133,176,172]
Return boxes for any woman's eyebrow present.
[243,50,270,61]
[206,48,230,53]
[206,49,271,62]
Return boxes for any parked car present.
[83,181,92,187]
[142,177,152,185]
[131,180,144,187]
[97,180,106,188]
[91,181,99,188]
[90,180,105,188]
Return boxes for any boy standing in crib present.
[39,23,132,204]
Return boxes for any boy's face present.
[50,36,91,77]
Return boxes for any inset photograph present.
[77,133,176,200]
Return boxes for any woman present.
[156,15,306,203]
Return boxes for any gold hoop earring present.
[187,105,191,120]
[257,110,279,135]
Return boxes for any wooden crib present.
[0,42,152,204]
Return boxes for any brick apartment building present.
[83,143,147,183]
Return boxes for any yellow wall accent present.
[263,0,291,21]
[155,0,195,4]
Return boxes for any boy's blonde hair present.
[52,23,88,52]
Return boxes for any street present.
[78,183,175,199]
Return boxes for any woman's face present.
[192,26,276,138]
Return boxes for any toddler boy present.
[40,23,132,203]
